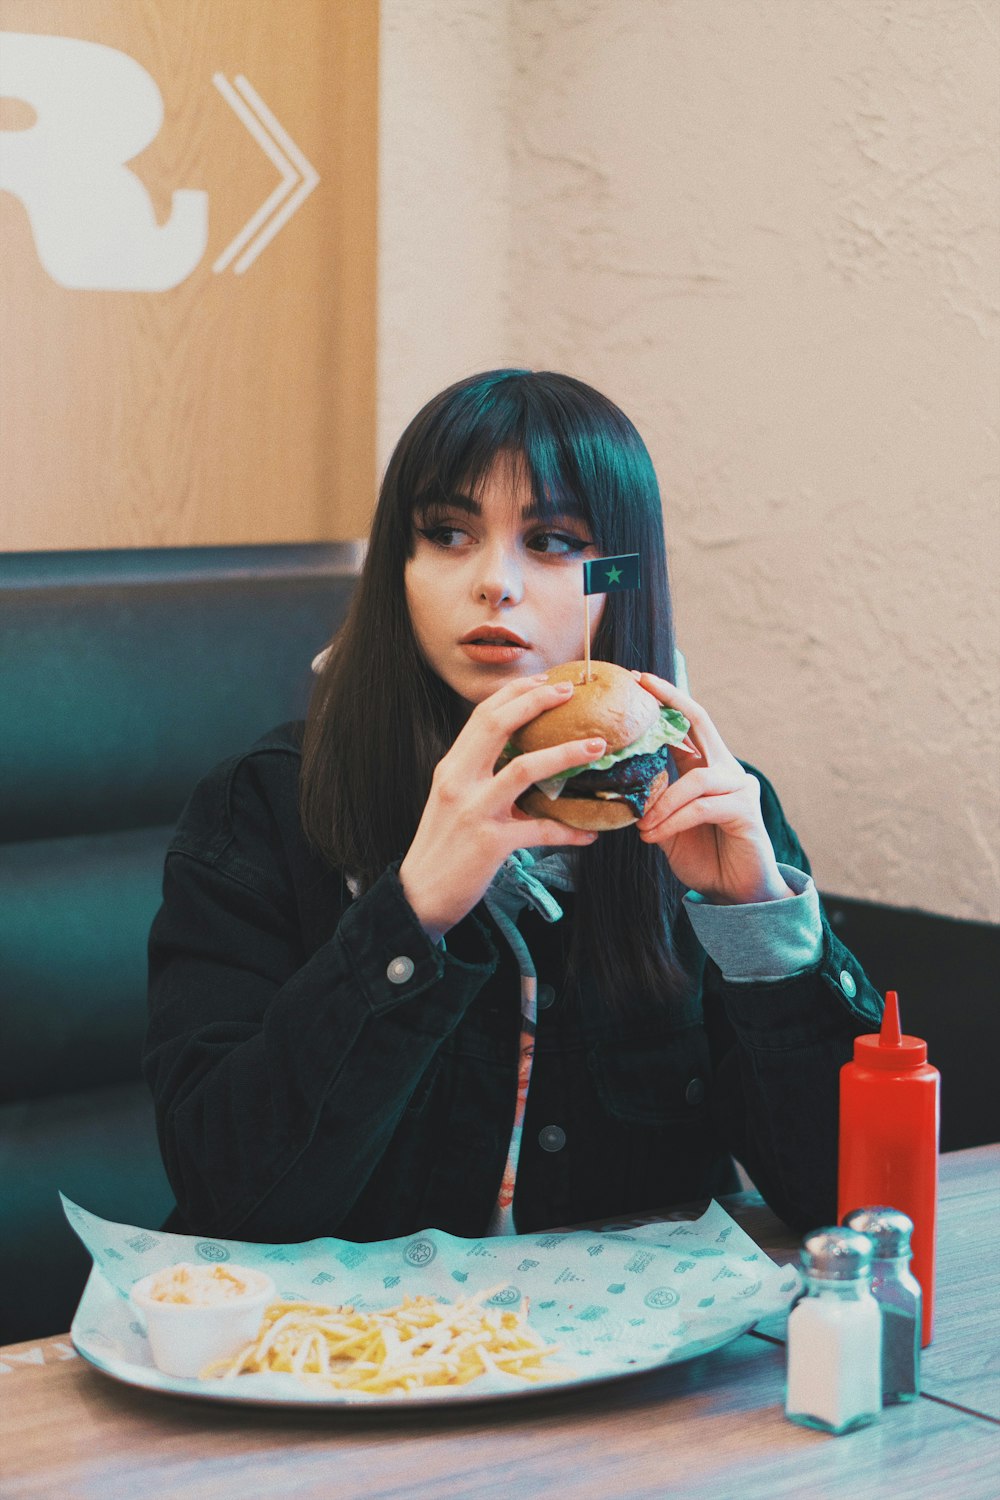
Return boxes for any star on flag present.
[582,553,640,595]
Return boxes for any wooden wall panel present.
[0,1,377,549]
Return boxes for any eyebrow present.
[416,491,585,522]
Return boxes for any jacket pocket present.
[587,1025,711,1127]
[402,1052,443,1118]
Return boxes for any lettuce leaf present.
[502,705,691,794]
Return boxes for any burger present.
[504,660,692,831]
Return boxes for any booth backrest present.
[0,545,360,1344]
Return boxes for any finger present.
[635,672,730,767]
[674,736,702,759]
[639,772,672,821]
[510,818,599,848]
[498,736,607,798]
[636,763,747,831]
[638,788,753,843]
[462,678,577,773]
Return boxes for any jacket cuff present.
[336,865,497,1022]
[684,864,822,982]
[711,913,883,1049]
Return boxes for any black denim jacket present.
[143,722,883,1245]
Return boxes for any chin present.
[454,662,534,703]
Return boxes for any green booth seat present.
[0,544,360,1345]
[0,1081,171,1344]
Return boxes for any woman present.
[144,369,882,1246]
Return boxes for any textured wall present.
[377,0,513,467]
[380,0,999,922]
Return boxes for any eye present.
[415,523,472,549]
[527,529,593,556]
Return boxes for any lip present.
[458,626,531,666]
[459,626,529,648]
[459,642,529,664]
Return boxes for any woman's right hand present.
[397,675,606,942]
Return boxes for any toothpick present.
[583,596,592,682]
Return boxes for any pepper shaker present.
[843,1206,921,1404]
[785,1227,882,1435]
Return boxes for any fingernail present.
[552,680,573,692]
[585,737,606,753]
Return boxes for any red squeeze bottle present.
[837,991,940,1346]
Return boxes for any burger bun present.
[519,786,641,831]
[512,661,664,831]
[511,660,658,757]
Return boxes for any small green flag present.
[583,553,640,595]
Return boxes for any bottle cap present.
[841,1206,915,1257]
[800,1226,875,1280]
[853,990,927,1069]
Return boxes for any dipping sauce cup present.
[129,1262,275,1379]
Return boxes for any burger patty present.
[565,744,674,817]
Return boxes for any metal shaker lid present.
[800,1226,875,1279]
[842,1206,915,1256]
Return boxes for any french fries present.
[201,1284,567,1394]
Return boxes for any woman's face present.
[405,455,606,709]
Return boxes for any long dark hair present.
[301,370,688,1010]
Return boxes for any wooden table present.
[2,1146,997,1500]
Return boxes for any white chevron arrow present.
[212,73,320,275]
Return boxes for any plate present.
[70,1266,773,1411]
[65,1197,799,1410]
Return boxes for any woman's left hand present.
[634,673,794,905]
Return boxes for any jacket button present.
[839,970,857,999]
[387,956,415,984]
[685,1077,706,1106]
[538,1125,566,1152]
[537,982,556,1010]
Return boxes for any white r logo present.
[0,31,208,290]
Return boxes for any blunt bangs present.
[394,370,662,554]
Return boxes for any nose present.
[474,544,523,608]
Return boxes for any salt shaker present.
[843,1206,921,1404]
[785,1227,882,1434]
